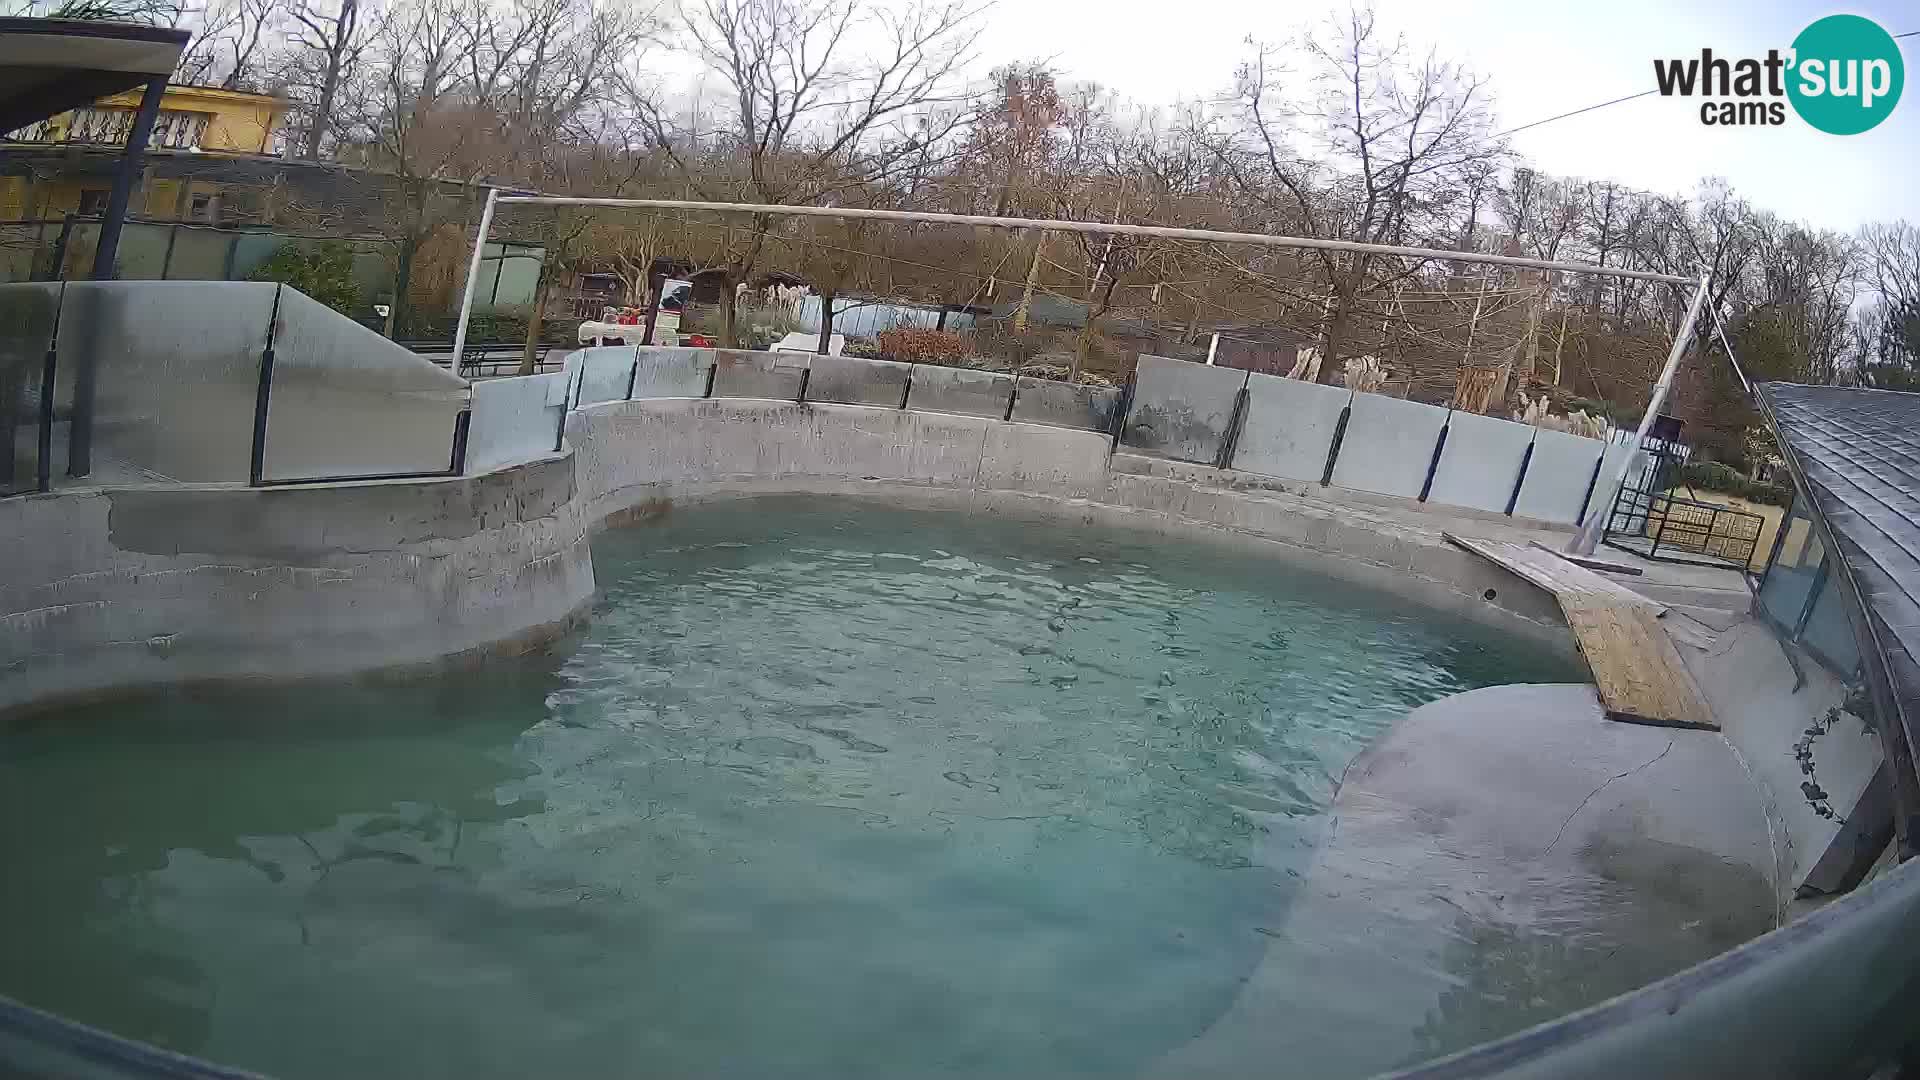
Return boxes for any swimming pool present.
[0,497,1578,1079]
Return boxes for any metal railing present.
[1603,480,1766,572]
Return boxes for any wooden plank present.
[1444,533,1665,614]
[1526,539,1644,577]
[1560,594,1716,729]
[1444,533,1714,730]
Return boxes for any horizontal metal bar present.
[489,196,1697,285]
[254,468,456,487]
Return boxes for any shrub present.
[1672,460,1794,508]
[875,327,971,365]
[1564,396,1621,421]
[249,241,363,316]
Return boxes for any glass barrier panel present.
[1800,572,1862,678]
[260,287,468,482]
[163,229,234,281]
[467,372,565,473]
[53,281,277,484]
[0,283,60,494]
[1758,503,1826,635]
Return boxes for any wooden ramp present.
[1445,533,1716,730]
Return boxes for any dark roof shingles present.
[1761,383,1920,715]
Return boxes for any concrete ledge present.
[5,395,1578,712]
[0,454,594,714]
[1009,376,1121,433]
[805,353,910,407]
[1157,683,1777,1079]
[907,364,1013,419]
[710,349,806,399]
[568,397,1576,655]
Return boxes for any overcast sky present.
[968,0,1917,234]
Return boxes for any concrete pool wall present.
[6,370,1919,1078]
[0,453,593,713]
[564,396,1577,651]
[2,388,1580,714]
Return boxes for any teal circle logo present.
[1787,14,1904,135]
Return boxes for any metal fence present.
[792,295,976,336]
[1602,479,1767,572]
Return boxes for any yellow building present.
[1,83,290,223]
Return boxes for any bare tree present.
[1216,7,1504,383]
[634,0,985,347]
[1856,220,1920,381]
[319,0,653,345]
[1494,167,1582,406]
[287,0,364,159]
[1863,220,1920,314]
[3,0,186,22]
[175,0,284,89]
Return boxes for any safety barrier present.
[475,347,1629,529]
[1117,353,1624,527]
[0,281,470,493]
[536,346,1124,439]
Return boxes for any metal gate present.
[1603,477,1767,572]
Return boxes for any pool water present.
[0,498,1576,1079]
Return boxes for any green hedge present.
[1672,461,1794,508]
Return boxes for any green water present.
[0,498,1574,1079]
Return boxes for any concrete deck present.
[1154,684,1779,1079]
[2,392,1898,1077]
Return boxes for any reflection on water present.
[1408,837,1773,1066]
[0,497,1575,1079]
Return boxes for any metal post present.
[35,286,60,492]
[88,77,165,282]
[69,76,167,478]
[1648,496,1670,559]
[448,408,471,475]
[159,223,178,279]
[249,286,284,486]
[1568,274,1712,556]
[451,187,499,375]
[45,213,76,281]
[1418,420,1450,502]
[640,272,663,346]
[1216,385,1250,470]
[489,196,1697,285]
[1321,404,1352,486]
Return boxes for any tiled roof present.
[1760,383,1920,762]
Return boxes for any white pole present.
[490,196,1694,286]
[1206,332,1220,365]
[451,186,499,373]
[1568,274,1712,556]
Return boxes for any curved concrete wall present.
[4,395,1574,713]
[12,391,1909,1077]
[0,454,593,712]
[566,397,1574,653]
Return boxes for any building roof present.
[149,82,291,106]
[0,18,188,134]
[1759,382,1920,812]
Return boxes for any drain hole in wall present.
[1482,589,1498,601]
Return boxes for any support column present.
[1568,275,1711,556]
[69,75,167,478]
